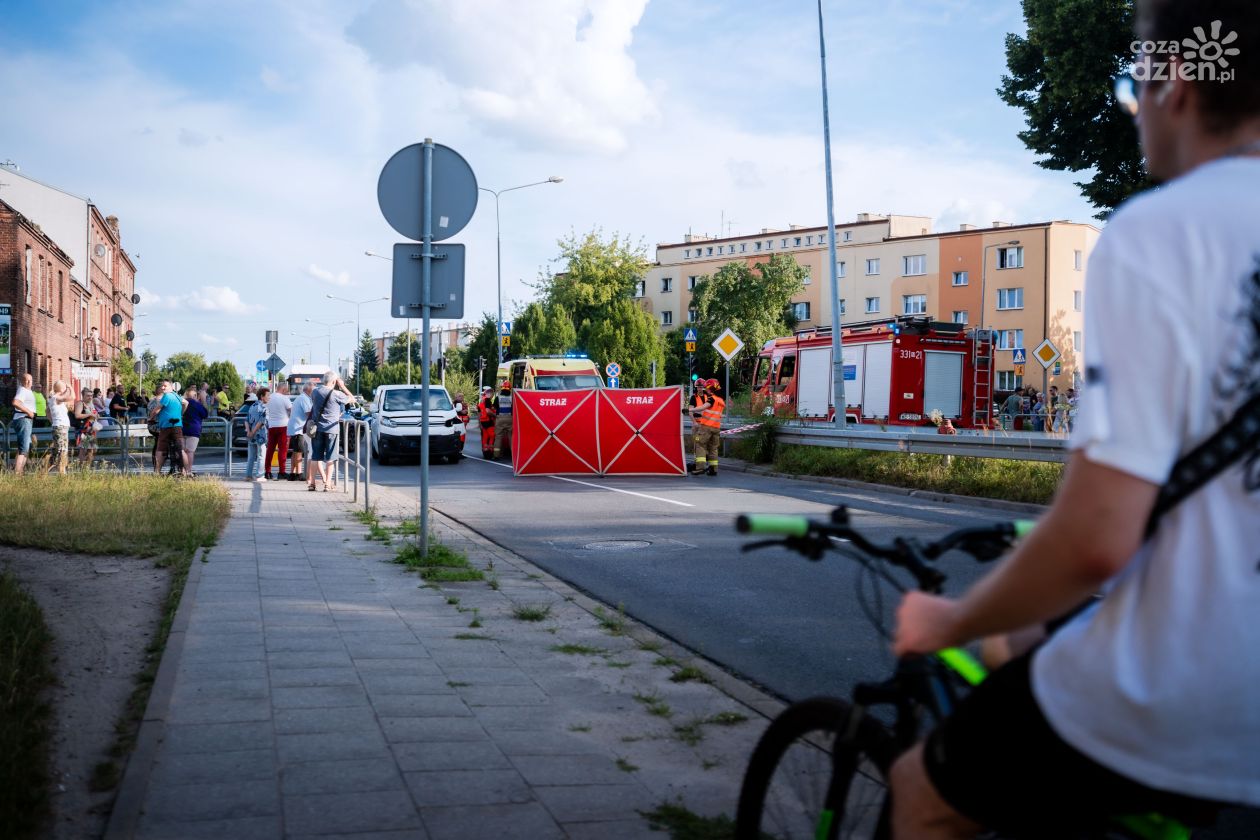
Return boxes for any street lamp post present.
[325,296,387,392]
[365,250,413,384]
[304,319,352,367]
[478,177,563,364]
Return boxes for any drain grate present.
[583,539,652,552]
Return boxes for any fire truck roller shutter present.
[797,347,833,418]
[862,342,893,418]
[842,344,865,411]
[923,351,965,418]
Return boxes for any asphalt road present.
[369,443,1012,702]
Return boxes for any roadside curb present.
[719,459,1049,518]
[103,546,206,840]
[372,483,791,724]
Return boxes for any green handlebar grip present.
[736,514,811,537]
[1013,520,1037,538]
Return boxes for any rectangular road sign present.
[685,341,696,353]
[607,376,619,388]
[501,336,510,348]
[684,327,698,343]
[1014,363,1026,377]
[391,243,465,319]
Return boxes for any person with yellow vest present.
[689,378,725,476]
[684,379,709,473]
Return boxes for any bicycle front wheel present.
[736,697,896,840]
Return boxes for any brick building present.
[1,194,137,409]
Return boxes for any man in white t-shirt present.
[889,1,1260,836]
[263,383,292,481]
[10,372,37,475]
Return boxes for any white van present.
[369,384,465,464]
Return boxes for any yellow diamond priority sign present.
[713,328,744,362]
[1033,338,1060,369]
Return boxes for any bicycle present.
[732,506,1192,840]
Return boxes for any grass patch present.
[701,758,722,771]
[452,633,495,641]
[771,446,1062,505]
[446,680,470,688]
[394,518,420,536]
[351,507,377,525]
[89,760,121,792]
[669,666,709,684]
[445,596,460,606]
[467,609,482,628]
[616,756,639,773]
[606,660,632,669]
[395,540,485,582]
[642,802,736,840]
[633,691,672,719]
[568,723,592,733]
[594,603,626,636]
[366,522,392,543]
[653,656,680,669]
[637,639,664,653]
[487,575,500,591]
[0,572,55,839]
[673,720,705,747]
[550,643,606,656]
[328,525,343,531]
[511,604,552,622]
[704,711,749,726]
[0,472,230,561]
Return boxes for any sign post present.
[378,139,478,558]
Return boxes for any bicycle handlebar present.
[736,513,810,537]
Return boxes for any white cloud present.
[259,65,297,93]
[139,285,262,315]
[198,333,240,347]
[306,263,352,287]
[346,0,657,154]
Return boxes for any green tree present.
[356,329,379,376]
[662,327,690,387]
[691,254,805,388]
[111,354,140,394]
[139,349,161,393]
[998,0,1145,217]
[160,351,210,390]
[580,299,664,388]
[206,360,244,405]
[513,301,578,357]
[460,313,500,375]
[534,230,650,326]
[387,330,422,366]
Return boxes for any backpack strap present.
[1145,391,1260,538]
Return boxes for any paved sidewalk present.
[108,478,774,839]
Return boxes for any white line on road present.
[464,452,694,507]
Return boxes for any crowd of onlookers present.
[239,371,357,491]
[997,385,1078,433]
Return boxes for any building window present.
[952,310,969,324]
[996,329,1025,350]
[661,277,673,293]
[684,249,691,259]
[766,240,773,250]
[717,245,724,255]
[1074,249,1083,270]
[997,371,1024,390]
[865,258,880,275]
[755,241,762,251]
[688,308,699,323]
[794,237,802,247]
[903,294,927,315]
[806,235,813,245]
[839,299,847,315]
[843,230,852,242]
[997,246,1024,269]
[902,255,926,276]
[58,271,64,321]
[706,247,713,256]
[687,275,698,290]
[781,238,788,248]
[633,280,645,298]
[997,288,1024,310]
[1073,331,1083,352]
[952,271,968,286]
[802,266,811,285]
[661,311,673,326]
[792,301,811,321]
[865,296,880,314]
[24,247,32,304]
[836,261,846,278]
[1073,290,1083,312]
[740,243,747,253]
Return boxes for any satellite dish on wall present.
[131,293,141,305]
[124,348,134,358]
[125,330,135,341]
[111,313,124,327]
[94,244,107,258]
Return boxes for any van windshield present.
[382,389,453,412]
[533,375,602,391]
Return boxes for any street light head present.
[548,176,564,183]
[325,294,335,299]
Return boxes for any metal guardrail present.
[696,417,1069,464]
[3,416,234,474]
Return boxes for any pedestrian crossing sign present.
[684,327,698,342]
[1012,348,1027,364]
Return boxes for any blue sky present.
[0,0,1099,376]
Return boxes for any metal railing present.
[3,416,233,474]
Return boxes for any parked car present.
[369,384,464,464]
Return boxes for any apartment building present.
[640,214,1098,391]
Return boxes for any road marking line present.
[464,452,694,507]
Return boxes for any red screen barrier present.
[511,387,685,476]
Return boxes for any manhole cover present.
[583,540,651,552]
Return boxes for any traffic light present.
[476,356,486,372]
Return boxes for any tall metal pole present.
[494,193,503,365]
[406,320,412,384]
[817,0,847,423]
[420,139,435,557]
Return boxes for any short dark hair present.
[257,387,271,398]
[1138,0,1259,134]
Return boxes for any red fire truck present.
[750,317,995,429]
